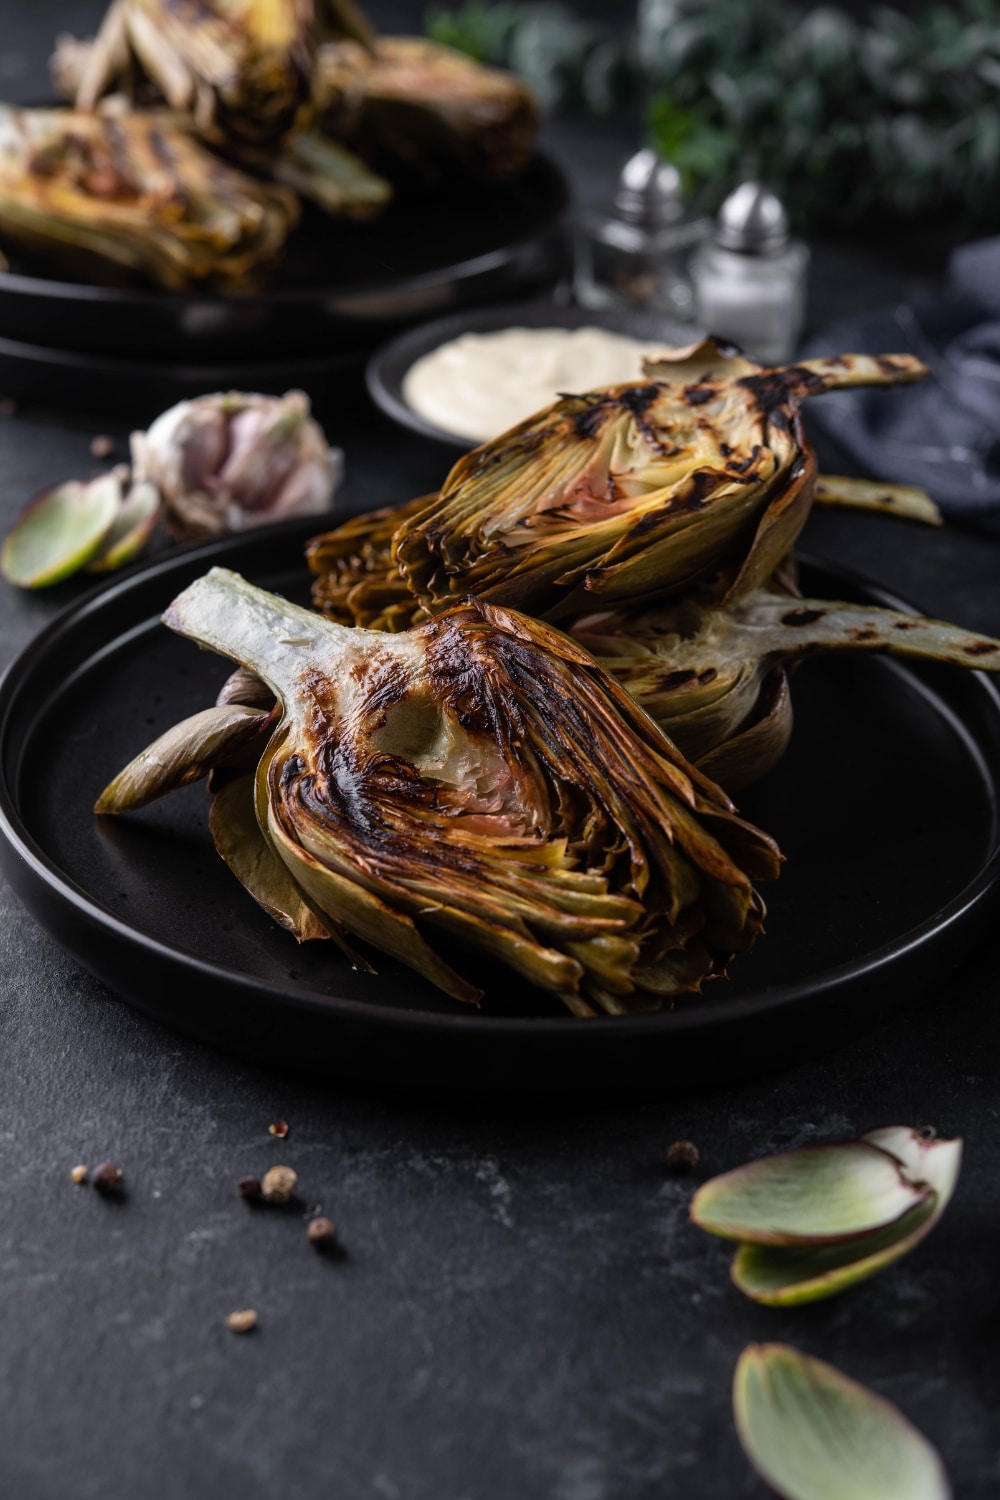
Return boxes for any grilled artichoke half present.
[95,568,781,1016]
[574,585,1000,791]
[390,342,927,621]
[0,105,298,291]
[76,0,322,149]
[307,478,940,632]
[319,37,538,183]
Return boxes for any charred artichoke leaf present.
[307,493,434,629]
[319,37,538,183]
[95,703,274,813]
[814,474,941,527]
[208,773,330,942]
[128,566,779,1014]
[573,585,1000,780]
[392,342,927,621]
[0,106,298,292]
[77,0,322,149]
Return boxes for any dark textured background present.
[1,5,999,1498]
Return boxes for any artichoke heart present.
[0,105,298,291]
[96,567,781,1016]
[391,342,927,620]
[77,0,322,149]
[319,36,538,182]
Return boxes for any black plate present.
[2,518,999,1091]
[0,155,569,363]
[0,332,367,426]
[366,300,696,452]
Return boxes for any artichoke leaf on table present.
[96,568,781,1016]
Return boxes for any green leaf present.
[2,473,121,589]
[734,1344,951,1500]
[86,480,161,572]
[690,1138,930,1245]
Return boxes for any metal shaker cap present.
[715,181,789,253]
[614,148,685,225]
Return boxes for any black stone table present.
[2,9,1000,1497]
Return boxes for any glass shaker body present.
[689,240,810,364]
[575,212,708,319]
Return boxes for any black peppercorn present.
[92,1161,124,1195]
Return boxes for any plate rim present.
[2,516,999,1041]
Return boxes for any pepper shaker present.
[575,148,708,318]
[689,182,809,363]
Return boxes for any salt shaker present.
[575,148,708,319]
[689,183,809,363]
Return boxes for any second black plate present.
[0,155,569,363]
[1,519,998,1091]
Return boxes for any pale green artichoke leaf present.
[2,473,121,589]
[814,474,942,526]
[95,704,272,814]
[731,1194,938,1306]
[734,1344,951,1500]
[86,480,161,572]
[247,130,392,220]
[209,774,329,944]
[690,1138,930,1245]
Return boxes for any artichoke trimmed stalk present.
[0,105,298,291]
[572,582,1000,790]
[96,568,781,1016]
[319,36,538,182]
[391,342,927,621]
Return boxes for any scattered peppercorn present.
[268,1121,289,1138]
[90,434,115,459]
[237,1175,262,1201]
[225,1309,257,1334]
[92,1161,124,1195]
[71,1164,88,1185]
[306,1216,336,1247]
[261,1165,297,1204]
[665,1140,700,1173]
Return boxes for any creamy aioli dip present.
[402,326,677,444]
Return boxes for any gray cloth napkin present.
[801,236,1000,535]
